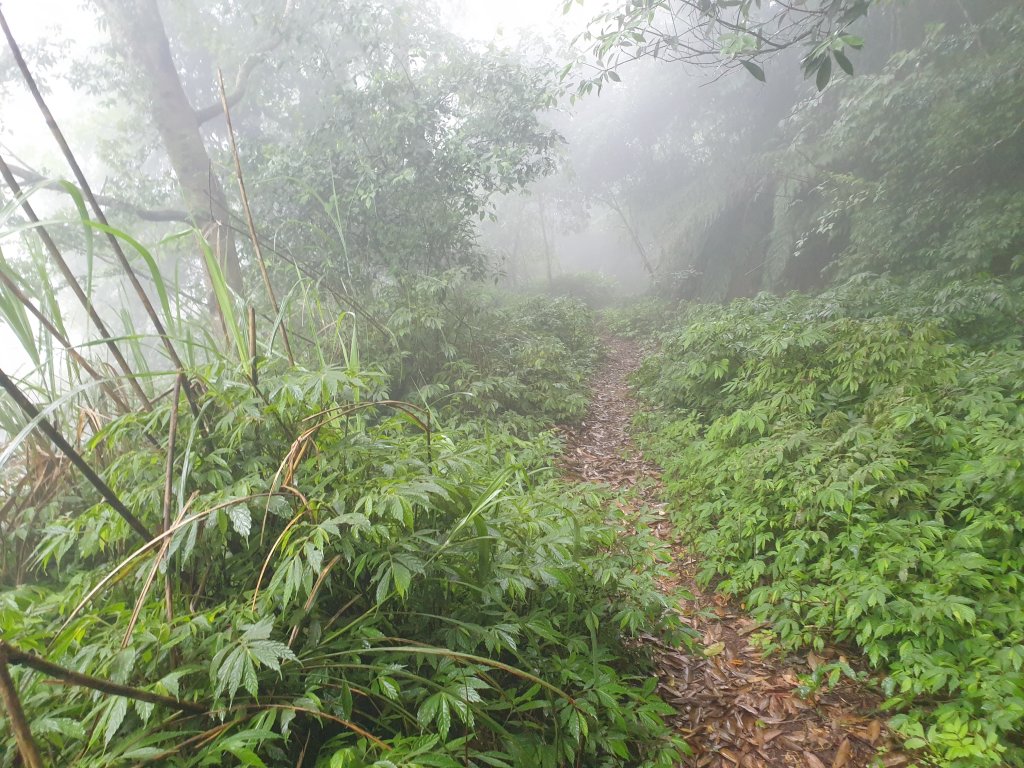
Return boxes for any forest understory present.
[2,1,1023,766]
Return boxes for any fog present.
[2,2,1023,765]
[0,0,1016,353]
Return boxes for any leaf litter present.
[559,336,908,768]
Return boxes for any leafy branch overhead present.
[569,0,871,92]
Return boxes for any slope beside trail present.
[559,336,907,768]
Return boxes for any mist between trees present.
[0,0,1022,766]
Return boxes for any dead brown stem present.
[0,366,154,543]
[0,649,44,768]
[218,69,294,366]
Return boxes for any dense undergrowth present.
[631,275,1024,766]
[0,283,686,767]
[367,274,602,428]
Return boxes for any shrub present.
[633,276,1024,767]
[0,291,684,767]
[369,273,601,428]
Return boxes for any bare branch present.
[194,53,264,125]
[5,162,189,222]
[0,650,44,768]
[1,641,206,715]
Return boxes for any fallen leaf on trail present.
[866,719,882,744]
[561,336,895,768]
[704,641,727,657]
[832,738,853,768]
[720,747,742,764]
[882,754,911,767]
[738,620,767,636]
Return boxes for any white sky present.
[450,0,580,40]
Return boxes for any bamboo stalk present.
[0,366,153,543]
[0,641,205,715]
[0,648,44,768]
[0,10,203,420]
[248,306,258,388]
[162,374,182,623]
[0,261,133,414]
[0,153,153,409]
[217,69,294,366]
[121,373,184,648]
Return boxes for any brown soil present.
[558,336,911,768]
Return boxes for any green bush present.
[633,276,1024,767]
[0,291,685,767]
[370,273,601,428]
[602,298,678,341]
[541,272,618,309]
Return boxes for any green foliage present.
[602,298,677,340]
[761,4,1024,287]
[613,2,1024,302]
[0,270,684,766]
[539,272,619,309]
[633,276,1024,766]
[572,0,871,93]
[243,1,562,284]
[365,273,602,428]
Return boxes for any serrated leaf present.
[436,695,451,739]
[103,697,128,747]
[377,675,399,700]
[340,680,353,719]
[417,693,440,727]
[392,561,412,597]
[228,505,252,537]
[248,639,296,671]
[242,618,274,643]
[34,717,86,739]
[375,566,392,604]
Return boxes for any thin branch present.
[218,69,294,365]
[161,374,182,623]
[5,162,189,222]
[0,9,204,421]
[0,153,154,408]
[0,641,206,715]
[194,54,264,125]
[0,366,154,543]
[0,259,134,414]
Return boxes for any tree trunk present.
[537,197,553,288]
[95,0,242,293]
[605,196,655,276]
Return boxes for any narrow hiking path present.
[560,336,904,768]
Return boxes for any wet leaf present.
[705,641,727,657]
[831,739,852,768]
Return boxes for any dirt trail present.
[559,337,903,768]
